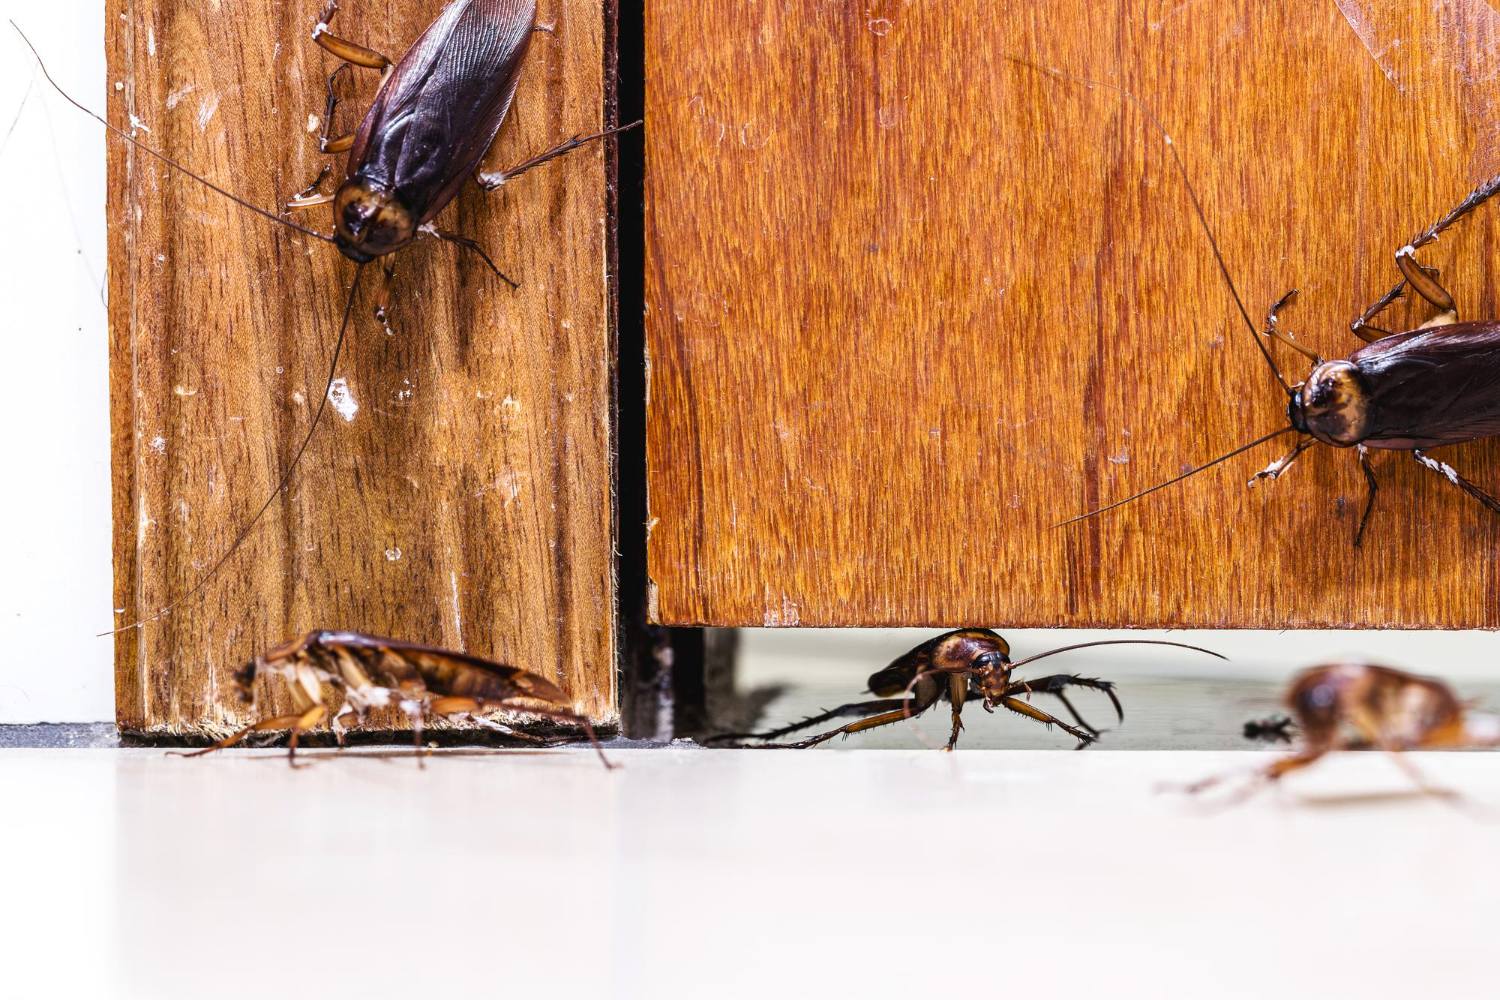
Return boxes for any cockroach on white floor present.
[176,630,613,768]
[1185,663,1500,801]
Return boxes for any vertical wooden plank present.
[645,0,1500,628]
[109,0,618,731]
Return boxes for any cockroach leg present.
[312,1,392,73]
[1354,445,1379,548]
[1248,434,1315,489]
[753,707,922,750]
[1353,171,1500,338]
[290,164,333,203]
[374,260,397,332]
[996,697,1097,749]
[421,226,518,289]
[286,190,335,212]
[474,122,643,191]
[1262,290,1321,363]
[704,699,918,745]
[1413,449,1500,515]
[171,704,330,767]
[946,676,967,750]
[1000,674,1122,735]
[315,62,357,155]
[1395,250,1457,317]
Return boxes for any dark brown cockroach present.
[1241,714,1294,744]
[1013,59,1500,546]
[174,630,613,767]
[708,628,1224,751]
[1185,663,1500,800]
[15,3,639,629]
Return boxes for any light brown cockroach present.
[1186,662,1500,800]
[177,630,612,767]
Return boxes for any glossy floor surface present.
[5,746,1497,998]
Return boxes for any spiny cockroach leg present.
[1355,446,1379,548]
[288,163,334,208]
[171,705,329,766]
[474,123,642,191]
[704,699,917,745]
[375,261,397,332]
[312,1,392,73]
[1001,675,1122,735]
[423,226,518,289]
[316,63,356,154]
[1412,449,1500,515]
[997,697,1096,749]
[946,677,966,750]
[753,707,919,750]
[1353,171,1500,339]
[1262,289,1320,363]
[1248,434,1315,488]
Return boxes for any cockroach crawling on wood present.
[707,628,1224,751]
[1184,663,1500,801]
[14,2,639,629]
[173,630,613,767]
[1011,58,1500,546]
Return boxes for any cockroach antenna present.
[1004,54,1295,397]
[1053,425,1295,527]
[12,22,338,245]
[100,264,368,635]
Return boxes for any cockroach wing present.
[348,0,538,224]
[1353,322,1500,449]
[318,631,570,705]
[866,649,930,697]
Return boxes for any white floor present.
[4,745,1498,998]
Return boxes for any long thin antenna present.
[1006,638,1226,672]
[13,22,336,245]
[1055,426,1295,527]
[1005,54,1294,397]
[104,264,368,635]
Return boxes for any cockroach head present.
[1291,361,1371,447]
[927,628,1012,696]
[333,179,417,261]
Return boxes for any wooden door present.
[109,0,620,732]
[645,0,1500,628]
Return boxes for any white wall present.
[0,2,111,722]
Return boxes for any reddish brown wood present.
[645,0,1500,628]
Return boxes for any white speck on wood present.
[328,378,358,421]
[165,84,195,109]
[129,113,151,133]
[148,435,166,454]
[196,95,219,131]
[385,548,402,561]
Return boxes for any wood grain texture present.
[645,0,1500,628]
[108,0,618,731]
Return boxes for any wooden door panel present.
[645,0,1500,627]
[109,0,619,730]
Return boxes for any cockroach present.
[1010,58,1500,546]
[707,628,1224,751]
[14,2,639,628]
[1185,663,1500,800]
[1241,714,1294,744]
[174,630,613,767]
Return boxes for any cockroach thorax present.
[334,179,417,261]
[1293,361,1371,447]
